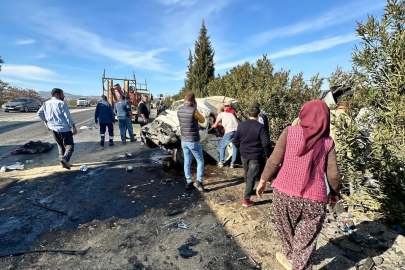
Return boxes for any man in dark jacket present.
[233,106,271,207]
[177,92,206,192]
[95,95,115,146]
[138,95,149,145]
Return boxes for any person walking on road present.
[256,100,340,270]
[233,106,271,207]
[95,95,115,146]
[138,95,149,145]
[37,88,77,170]
[212,101,239,168]
[114,95,136,145]
[177,92,206,192]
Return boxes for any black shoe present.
[194,181,205,192]
[60,158,71,170]
[100,140,105,147]
[122,141,126,145]
[109,141,114,146]
[130,138,137,142]
[186,182,195,190]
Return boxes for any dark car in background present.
[2,98,42,112]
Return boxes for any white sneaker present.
[217,162,224,167]
[140,142,145,146]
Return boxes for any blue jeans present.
[118,117,134,142]
[181,141,204,183]
[220,131,238,164]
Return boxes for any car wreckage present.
[141,96,237,165]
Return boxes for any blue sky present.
[0,0,384,98]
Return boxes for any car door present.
[28,99,35,110]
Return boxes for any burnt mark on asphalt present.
[0,149,201,256]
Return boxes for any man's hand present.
[143,118,148,124]
[256,179,267,199]
[72,126,77,135]
[328,194,339,209]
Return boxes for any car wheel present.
[24,106,29,112]
[172,146,184,166]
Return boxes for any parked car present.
[141,96,237,165]
[77,97,90,107]
[2,98,42,112]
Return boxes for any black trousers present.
[100,123,114,139]
[241,157,264,201]
[52,130,74,162]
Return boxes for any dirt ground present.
[0,109,404,270]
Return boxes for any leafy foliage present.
[333,0,405,225]
[0,81,44,106]
[206,55,323,142]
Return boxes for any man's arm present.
[260,125,271,157]
[212,114,222,128]
[109,106,115,123]
[61,102,77,135]
[37,104,46,123]
[140,103,148,123]
[94,104,99,123]
[194,110,205,124]
[232,127,241,148]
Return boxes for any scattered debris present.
[6,162,24,170]
[117,155,126,158]
[237,257,247,261]
[79,165,88,172]
[79,126,93,130]
[32,202,68,216]
[232,232,244,239]
[209,223,217,229]
[125,152,132,157]
[25,160,33,163]
[222,218,229,227]
[213,255,219,261]
[249,256,261,269]
[11,141,53,155]
[0,247,91,258]
[167,209,183,216]
[177,235,201,258]
[0,165,6,173]
[359,257,374,270]
[126,166,133,172]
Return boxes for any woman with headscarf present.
[256,100,340,270]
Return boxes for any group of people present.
[39,88,342,270]
[38,86,150,169]
[177,91,341,270]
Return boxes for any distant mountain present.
[36,91,99,101]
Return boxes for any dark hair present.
[51,88,63,97]
[125,96,130,100]
[248,106,260,117]
[120,95,125,100]
[101,95,107,101]
[185,92,195,102]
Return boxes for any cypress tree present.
[184,20,215,97]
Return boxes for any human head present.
[51,88,65,101]
[184,92,196,104]
[297,100,330,156]
[224,100,232,108]
[337,101,349,112]
[217,106,224,114]
[101,95,107,101]
[248,106,260,119]
[251,101,260,108]
[120,95,126,100]
[142,95,149,102]
[158,98,161,101]
[125,96,130,101]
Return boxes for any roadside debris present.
[0,247,91,258]
[0,165,7,173]
[11,141,53,155]
[249,256,261,269]
[6,162,24,170]
[178,236,200,258]
[79,165,88,172]
[32,202,68,216]
[79,126,93,130]
[126,166,133,172]
[125,152,133,157]
[117,155,126,158]
[25,160,33,163]
[209,222,217,229]
[167,209,183,216]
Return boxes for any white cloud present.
[251,1,384,46]
[15,39,36,45]
[1,64,73,83]
[216,34,358,70]
[35,53,47,59]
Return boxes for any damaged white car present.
[141,96,237,165]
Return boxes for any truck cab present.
[77,97,90,107]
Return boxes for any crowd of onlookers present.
[39,87,346,270]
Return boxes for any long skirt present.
[273,189,326,270]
